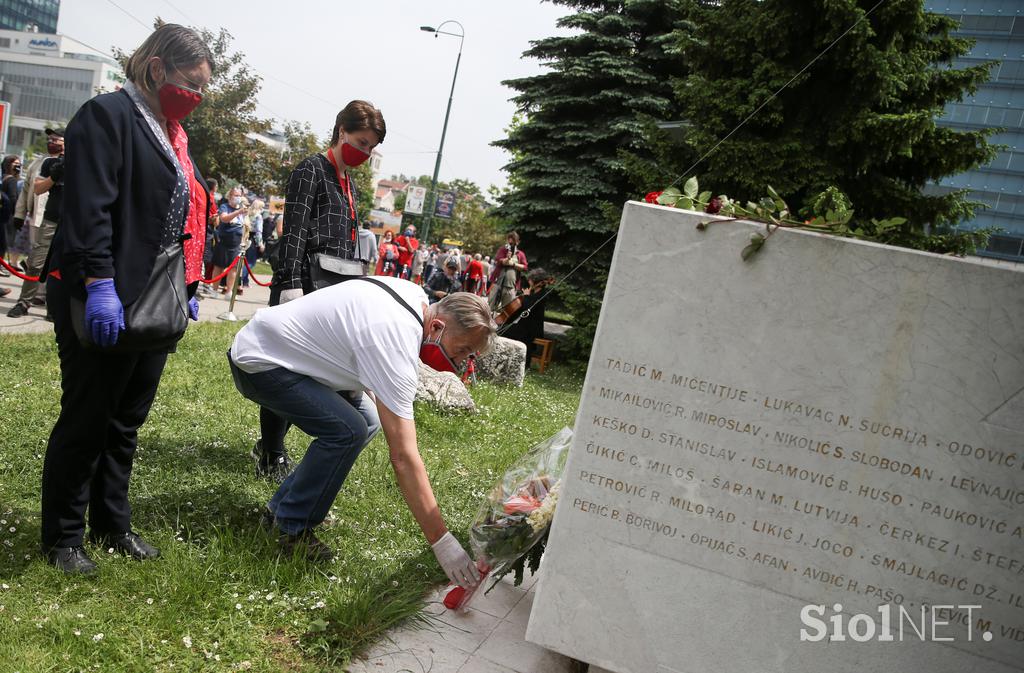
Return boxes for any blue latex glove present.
[84,278,124,347]
[188,296,199,321]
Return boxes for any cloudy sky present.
[60,0,575,190]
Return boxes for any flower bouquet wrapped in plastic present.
[444,427,572,611]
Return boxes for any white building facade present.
[0,28,123,154]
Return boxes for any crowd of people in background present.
[0,120,542,339]
[365,228,538,312]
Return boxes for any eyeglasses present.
[173,78,203,95]
[169,68,205,94]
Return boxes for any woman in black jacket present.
[251,100,385,481]
[40,24,215,574]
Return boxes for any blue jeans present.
[228,355,380,534]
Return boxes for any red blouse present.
[166,120,207,284]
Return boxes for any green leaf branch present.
[651,178,998,261]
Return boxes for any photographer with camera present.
[487,231,528,312]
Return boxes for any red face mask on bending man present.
[419,323,458,374]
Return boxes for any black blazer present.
[47,88,209,306]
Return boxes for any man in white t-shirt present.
[228,276,493,589]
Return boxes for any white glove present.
[431,532,479,588]
[279,288,303,304]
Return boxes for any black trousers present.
[40,276,168,549]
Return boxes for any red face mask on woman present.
[419,324,458,374]
[341,142,370,167]
[159,82,203,121]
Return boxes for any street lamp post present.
[419,20,464,247]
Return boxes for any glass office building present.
[0,0,59,35]
[926,0,1024,262]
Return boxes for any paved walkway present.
[348,570,577,673]
[1,270,572,341]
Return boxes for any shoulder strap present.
[354,277,423,326]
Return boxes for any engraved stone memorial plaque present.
[527,202,1024,673]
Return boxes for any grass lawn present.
[0,322,583,672]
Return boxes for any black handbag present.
[70,241,189,351]
[308,252,364,290]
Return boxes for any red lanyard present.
[326,148,357,242]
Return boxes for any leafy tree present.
[392,190,407,212]
[179,27,276,191]
[351,161,375,223]
[494,0,692,358]
[270,121,324,195]
[631,0,997,230]
[430,179,507,254]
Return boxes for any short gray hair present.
[435,293,497,354]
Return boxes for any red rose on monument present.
[705,197,722,215]
[644,191,662,204]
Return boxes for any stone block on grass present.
[474,336,526,387]
[416,362,476,413]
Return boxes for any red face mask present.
[158,83,203,121]
[341,142,370,167]
[419,324,458,374]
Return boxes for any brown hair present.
[2,155,19,175]
[125,23,215,95]
[331,100,386,146]
[507,231,520,245]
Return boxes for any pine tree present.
[494,0,691,357]
[636,0,996,229]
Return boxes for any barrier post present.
[218,231,251,322]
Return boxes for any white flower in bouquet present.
[527,480,561,533]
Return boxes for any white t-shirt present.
[230,277,426,419]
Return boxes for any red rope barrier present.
[242,257,273,287]
[200,256,240,284]
[0,257,40,282]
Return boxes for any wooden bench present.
[531,338,555,374]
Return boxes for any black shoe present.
[89,531,160,560]
[279,529,333,563]
[6,301,28,318]
[43,312,54,322]
[252,441,291,483]
[44,546,98,575]
[0,287,10,297]
[258,507,276,532]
